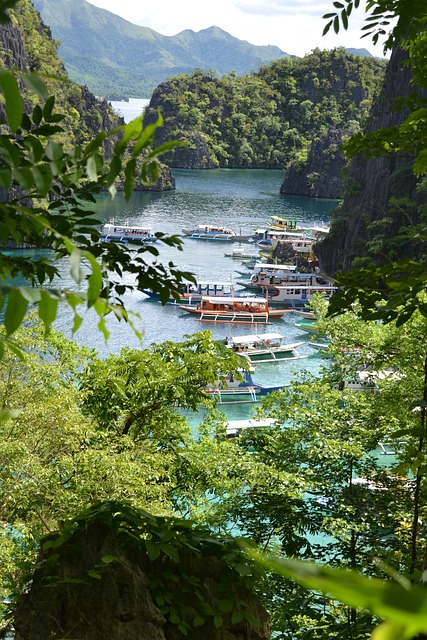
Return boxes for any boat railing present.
[213,386,258,403]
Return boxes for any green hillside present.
[145,48,387,170]
[32,0,290,99]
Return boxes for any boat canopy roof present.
[194,281,237,287]
[202,295,267,304]
[254,263,297,271]
[103,223,152,231]
[271,284,335,290]
[230,333,283,344]
[196,224,235,232]
[268,231,306,238]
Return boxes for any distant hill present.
[32,0,291,99]
[346,47,375,57]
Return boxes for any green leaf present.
[85,253,103,307]
[22,74,49,100]
[124,157,136,200]
[193,616,205,627]
[247,550,427,638]
[39,290,58,331]
[145,539,161,561]
[0,69,23,132]
[4,289,29,336]
[333,16,340,33]
[42,95,56,118]
[231,611,243,624]
[86,155,98,181]
[371,620,408,640]
[0,168,12,189]
[341,8,348,29]
[69,249,83,285]
[32,166,52,196]
[32,104,43,126]
[213,615,223,629]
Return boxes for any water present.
[51,169,337,420]
[109,98,150,122]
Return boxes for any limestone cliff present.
[316,44,427,275]
[280,128,346,199]
[0,0,174,191]
[14,516,271,640]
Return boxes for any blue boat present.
[205,370,285,404]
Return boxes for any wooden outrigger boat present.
[179,295,289,323]
[143,281,243,305]
[225,333,306,363]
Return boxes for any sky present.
[86,0,388,59]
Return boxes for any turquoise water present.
[49,169,337,420]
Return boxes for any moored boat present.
[179,296,290,323]
[226,417,277,437]
[142,281,243,305]
[101,222,157,244]
[261,283,337,306]
[182,224,253,242]
[225,333,306,363]
[205,370,284,404]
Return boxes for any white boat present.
[262,284,337,306]
[247,267,332,290]
[142,281,243,305]
[101,222,157,244]
[224,247,260,260]
[226,418,276,437]
[182,224,253,242]
[225,333,306,363]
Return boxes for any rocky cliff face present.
[280,128,346,199]
[316,44,427,275]
[0,0,174,191]
[14,519,271,640]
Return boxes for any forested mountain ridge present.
[0,0,175,192]
[0,0,121,152]
[32,0,291,99]
[144,49,386,172]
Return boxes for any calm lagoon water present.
[51,169,337,420]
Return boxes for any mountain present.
[143,49,386,171]
[32,0,290,99]
[346,47,375,57]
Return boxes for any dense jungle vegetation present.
[145,49,386,169]
[1,0,427,637]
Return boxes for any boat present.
[142,281,244,305]
[260,284,337,306]
[224,247,260,260]
[100,222,157,244]
[205,370,284,404]
[179,296,290,323]
[181,224,253,242]
[307,341,330,351]
[225,333,306,363]
[294,320,321,335]
[246,267,332,290]
[225,417,277,437]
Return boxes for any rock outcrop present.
[280,128,346,199]
[13,517,271,640]
[315,44,427,275]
